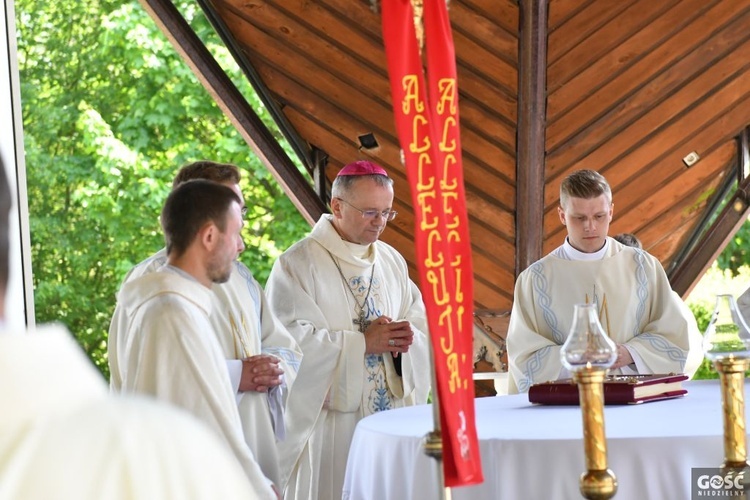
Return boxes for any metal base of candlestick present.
[423,429,452,500]
[580,469,618,500]
[424,430,443,460]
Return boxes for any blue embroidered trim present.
[633,249,648,336]
[530,262,565,344]
[550,246,569,260]
[636,333,686,370]
[147,254,167,268]
[263,347,302,372]
[519,345,552,393]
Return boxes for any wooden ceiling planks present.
[206,0,518,309]
[183,0,750,312]
[548,0,593,32]
[217,0,516,196]
[453,23,517,95]
[549,0,671,95]
[548,0,638,66]
[547,0,718,138]
[634,144,733,264]
[460,0,518,36]
[450,3,517,66]
[539,0,750,272]
[545,0,743,182]
[613,142,734,246]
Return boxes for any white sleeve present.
[226,359,242,403]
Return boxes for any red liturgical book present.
[528,373,689,405]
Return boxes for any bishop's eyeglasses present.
[336,198,398,221]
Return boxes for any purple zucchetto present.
[336,160,389,177]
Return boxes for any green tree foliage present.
[685,265,750,379]
[687,302,716,380]
[717,221,750,276]
[15,0,309,377]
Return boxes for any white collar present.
[342,239,372,260]
[312,214,376,267]
[562,237,609,261]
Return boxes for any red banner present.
[381,0,482,487]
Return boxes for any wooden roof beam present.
[670,129,750,297]
[137,0,326,225]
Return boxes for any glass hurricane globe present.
[703,294,750,361]
[560,303,618,372]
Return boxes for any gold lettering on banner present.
[457,305,465,332]
[418,190,438,230]
[447,352,460,392]
[448,230,461,246]
[454,270,464,303]
[402,74,467,396]
[402,75,424,113]
[462,353,468,389]
[441,306,465,394]
[410,114,431,153]
[441,154,458,190]
[443,191,459,228]
[427,268,449,305]
[425,229,444,267]
[416,152,434,191]
[437,78,457,115]
[438,77,465,393]
[439,305,455,352]
[439,116,457,152]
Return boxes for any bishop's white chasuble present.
[266,214,431,500]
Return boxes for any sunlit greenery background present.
[686,266,750,379]
[14,0,750,381]
[15,0,309,378]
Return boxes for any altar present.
[343,380,737,500]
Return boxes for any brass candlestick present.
[714,357,750,469]
[561,303,618,500]
[703,295,750,471]
[703,294,750,497]
[423,341,452,500]
[573,367,618,500]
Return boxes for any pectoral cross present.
[353,309,371,333]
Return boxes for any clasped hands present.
[610,344,634,370]
[239,354,284,393]
[364,316,414,356]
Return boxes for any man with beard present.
[110,161,300,489]
[108,179,278,498]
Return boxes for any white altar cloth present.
[343,380,740,500]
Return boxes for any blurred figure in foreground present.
[0,157,265,499]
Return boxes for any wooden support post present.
[516,0,549,276]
